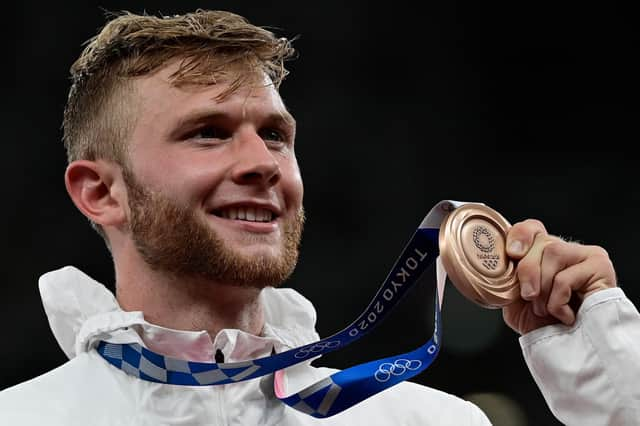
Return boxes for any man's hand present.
[501,219,617,335]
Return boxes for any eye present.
[259,128,288,145]
[191,126,231,141]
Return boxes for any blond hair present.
[63,9,296,164]
[62,9,296,241]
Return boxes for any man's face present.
[122,62,304,288]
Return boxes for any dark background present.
[5,1,638,425]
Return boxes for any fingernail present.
[521,281,534,298]
[509,240,524,255]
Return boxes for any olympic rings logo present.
[374,358,423,383]
[294,340,341,359]
[472,225,495,253]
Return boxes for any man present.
[1,9,638,425]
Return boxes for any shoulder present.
[309,367,491,426]
[0,351,138,426]
[382,379,490,424]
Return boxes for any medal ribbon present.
[97,200,468,418]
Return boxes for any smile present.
[212,206,276,223]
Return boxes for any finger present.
[576,245,617,298]
[546,264,582,325]
[546,257,601,325]
[516,232,549,304]
[506,219,547,259]
[538,238,586,318]
[502,298,557,335]
[547,250,615,315]
[502,297,529,334]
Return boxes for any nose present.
[230,131,281,187]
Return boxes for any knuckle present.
[544,240,565,256]
[589,245,610,260]
[510,218,546,237]
[596,254,615,275]
[552,272,572,290]
[523,218,547,233]
[523,218,544,227]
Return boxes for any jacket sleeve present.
[520,287,640,426]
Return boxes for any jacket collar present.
[38,266,320,363]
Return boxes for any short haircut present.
[61,10,296,242]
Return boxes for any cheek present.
[133,151,227,205]
[129,144,183,188]
[280,161,304,205]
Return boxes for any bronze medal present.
[439,203,520,308]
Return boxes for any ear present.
[64,160,127,228]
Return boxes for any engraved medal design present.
[472,226,497,270]
[438,203,520,308]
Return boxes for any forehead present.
[133,60,292,124]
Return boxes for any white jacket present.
[0,266,638,425]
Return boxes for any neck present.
[113,246,265,338]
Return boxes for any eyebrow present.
[169,106,297,138]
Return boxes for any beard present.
[122,167,304,288]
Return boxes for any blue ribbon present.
[98,224,444,418]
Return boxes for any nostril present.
[238,170,280,186]
[268,173,280,186]
[241,172,262,182]
[232,161,281,186]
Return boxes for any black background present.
[5,1,639,425]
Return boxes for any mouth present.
[210,205,279,223]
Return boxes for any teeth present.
[246,207,255,221]
[220,207,274,222]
